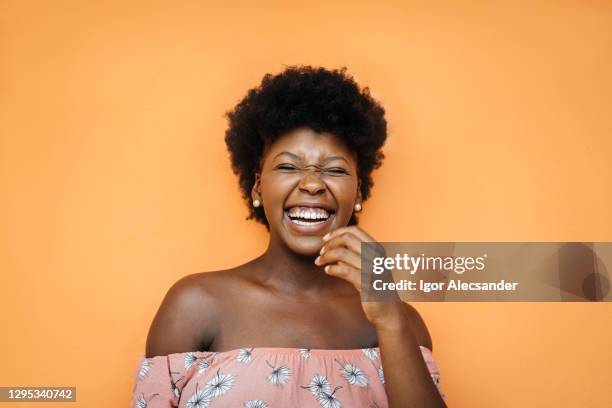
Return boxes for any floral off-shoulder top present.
[130,346,445,407]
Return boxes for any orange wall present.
[1,1,611,407]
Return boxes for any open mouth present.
[284,206,336,227]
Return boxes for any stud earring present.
[354,203,362,212]
[253,199,261,208]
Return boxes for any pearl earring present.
[354,203,362,212]
[253,199,261,207]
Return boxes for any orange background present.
[1,1,611,407]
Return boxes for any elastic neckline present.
[147,345,432,360]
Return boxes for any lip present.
[284,202,336,212]
[284,209,335,235]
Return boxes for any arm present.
[131,274,219,407]
[374,303,446,408]
[146,273,218,358]
[317,227,446,408]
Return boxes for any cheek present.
[331,179,359,202]
[259,174,291,211]
[326,180,359,220]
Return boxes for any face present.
[253,127,361,256]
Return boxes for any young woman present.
[131,66,446,408]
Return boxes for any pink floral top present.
[130,346,444,407]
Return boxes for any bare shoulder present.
[144,270,240,358]
[403,303,433,351]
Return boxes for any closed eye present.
[323,167,350,175]
[275,164,299,171]
[273,164,350,175]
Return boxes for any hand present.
[314,226,405,328]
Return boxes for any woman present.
[131,66,446,407]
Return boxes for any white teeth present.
[285,206,333,226]
[291,219,326,226]
[287,207,331,221]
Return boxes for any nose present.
[297,169,327,195]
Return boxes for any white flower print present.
[186,383,212,408]
[184,352,198,370]
[135,395,146,408]
[204,369,235,398]
[135,393,158,408]
[197,355,214,376]
[362,348,378,360]
[237,348,253,363]
[299,348,311,359]
[244,400,269,408]
[378,365,385,385]
[317,386,343,408]
[138,359,151,379]
[336,360,369,387]
[265,360,291,385]
[302,374,332,397]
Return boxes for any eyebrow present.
[272,151,349,165]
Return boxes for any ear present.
[251,173,261,202]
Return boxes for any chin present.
[285,236,324,257]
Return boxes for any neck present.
[253,235,342,297]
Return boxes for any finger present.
[316,247,361,270]
[338,227,385,258]
[324,263,360,289]
[320,231,362,256]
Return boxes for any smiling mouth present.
[284,206,335,226]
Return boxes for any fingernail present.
[323,233,330,241]
[324,265,330,273]
[320,246,325,255]
[315,256,320,265]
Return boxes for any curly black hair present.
[224,65,387,230]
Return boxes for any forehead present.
[263,127,356,164]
